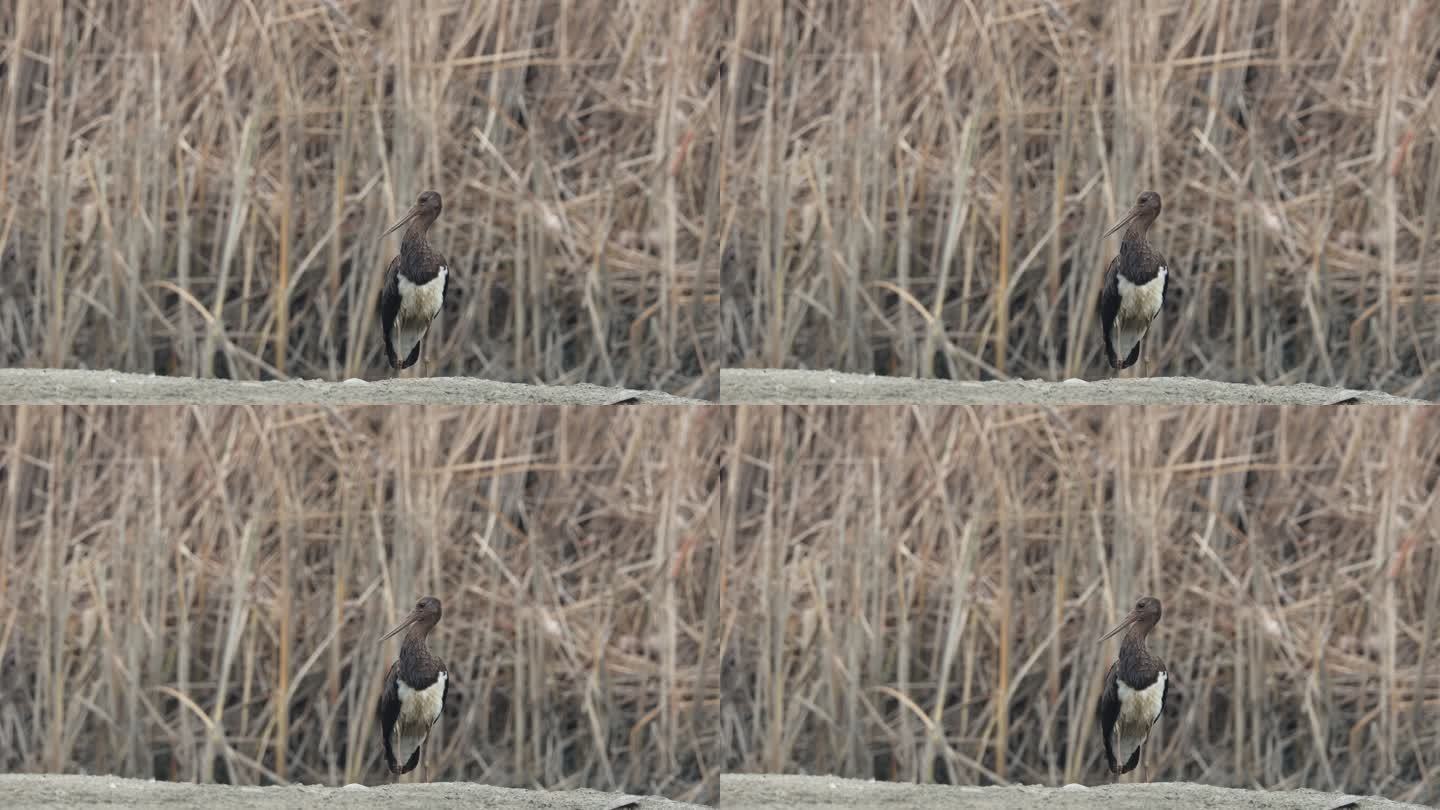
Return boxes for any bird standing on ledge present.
[377,596,448,780]
[378,191,448,375]
[1096,596,1168,779]
[1097,191,1168,372]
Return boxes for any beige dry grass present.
[0,405,723,804]
[0,2,723,397]
[719,2,1440,398]
[721,405,1440,805]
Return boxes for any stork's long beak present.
[1098,610,1139,643]
[381,205,420,240]
[1101,206,1140,239]
[379,611,420,643]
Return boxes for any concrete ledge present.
[719,369,1425,405]
[0,369,704,405]
[0,774,706,810]
[719,773,1427,810]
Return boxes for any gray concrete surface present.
[719,773,1428,810]
[0,369,703,405]
[719,368,1425,405]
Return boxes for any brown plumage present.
[378,191,449,373]
[1097,191,1168,371]
[376,596,448,778]
[1096,596,1168,776]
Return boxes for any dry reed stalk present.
[724,2,1440,396]
[723,405,1440,805]
[0,2,721,397]
[0,405,722,804]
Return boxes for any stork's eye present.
[1135,600,1144,609]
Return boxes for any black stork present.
[1096,596,1168,778]
[1097,191,1168,372]
[377,596,448,780]
[378,191,449,376]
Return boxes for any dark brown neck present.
[398,625,440,684]
[1120,622,1152,649]
[402,215,437,247]
[1117,625,1159,683]
[401,623,436,661]
[401,622,433,650]
[1122,216,1156,246]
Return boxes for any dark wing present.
[379,255,402,368]
[1097,255,1122,368]
[1096,660,1121,772]
[377,660,401,771]
[439,263,449,320]
[436,252,450,323]
[434,662,450,729]
[400,339,423,369]
[1152,252,1170,324]
[1154,661,1170,728]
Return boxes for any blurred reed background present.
[0,405,723,804]
[0,1,722,397]
[719,1,1440,397]
[720,405,1440,805]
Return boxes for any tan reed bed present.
[0,405,724,804]
[0,2,724,397]
[719,2,1440,397]
[720,405,1440,805]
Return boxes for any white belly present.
[393,267,447,363]
[393,670,446,767]
[1113,671,1166,767]
[1112,267,1166,362]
